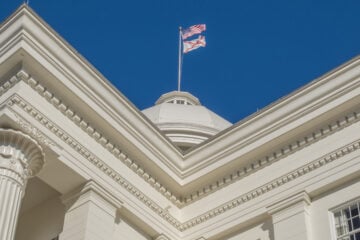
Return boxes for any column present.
[59,180,122,240]
[267,191,312,240]
[0,128,45,240]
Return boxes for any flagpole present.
[177,26,182,92]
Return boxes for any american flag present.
[183,35,206,53]
[181,24,206,40]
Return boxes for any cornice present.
[15,72,182,205]
[0,4,184,173]
[6,93,360,232]
[178,139,360,231]
[2,5,360,187]
[181,108,360,204]
[1,6,360,234]
[182,55,360,173]
[3,70,360,208]
[0,70,22,95]
[7,95,182,229]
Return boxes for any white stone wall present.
[225,219,273,240]
[310,176,360,240]
[112,218,151,240]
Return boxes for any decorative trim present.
[7,94,360,231]
[19,72,181,206]
[178,139,360,231]
[266,191,311,215]
[0,70,23,96]
[14,69,360,207]
[182,109,360,205]
[13,111,55,146]
[155,234,171,240]
[7,95,182,229]
[61,180,123,212]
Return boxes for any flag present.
[183,35,206,53]
[181,24,206,40]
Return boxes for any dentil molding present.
[6,93,360,231]
[4,69,360,208]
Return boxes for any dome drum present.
[142,91,232,150]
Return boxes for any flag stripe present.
[181,24,206,39]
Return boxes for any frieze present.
[7,95,182,229]
[20,71,181,205]
[5,90,360,231]
[14,112,55,147]
[179,139,360,230]
[14,69,360,207]
[182,109,360,204]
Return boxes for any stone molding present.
[267,191,312,240]
[1,7,360,238]
[3,73,360,231]
[0,128,44,181]
[7,69,360,207]
[61,180,123,214]
[8,93,360,231]
[178,139,360,231]
[8,97,181,228]
[266,191,311,216]
[59,180,122,240]
[14,113,55,146]
[154,234,170,240]
[11,72,181,205]
[0,70,22,96]
[183,108,359,204]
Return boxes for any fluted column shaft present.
[0,169,25,240]
[0,128,44,240]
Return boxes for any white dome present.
[142,91,232,150]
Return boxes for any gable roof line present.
[180,55,360,176]
[3,4,360,185]
[0,5,190,171]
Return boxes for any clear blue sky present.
[2,1,360,123]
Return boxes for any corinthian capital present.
[0,128,44,182]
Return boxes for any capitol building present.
[0,5,360,240]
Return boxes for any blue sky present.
[2,1,360,123]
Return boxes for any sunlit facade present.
[1,5,360,240]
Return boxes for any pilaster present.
[267,191,312,240]
[0,128,44,240]
[59,180,122,240]
[155,234,170,240]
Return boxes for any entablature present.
[2,6,360,239]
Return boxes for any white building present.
[0,4,359,240]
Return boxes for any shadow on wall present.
[261,219,275,240]
[211,216,274,240]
